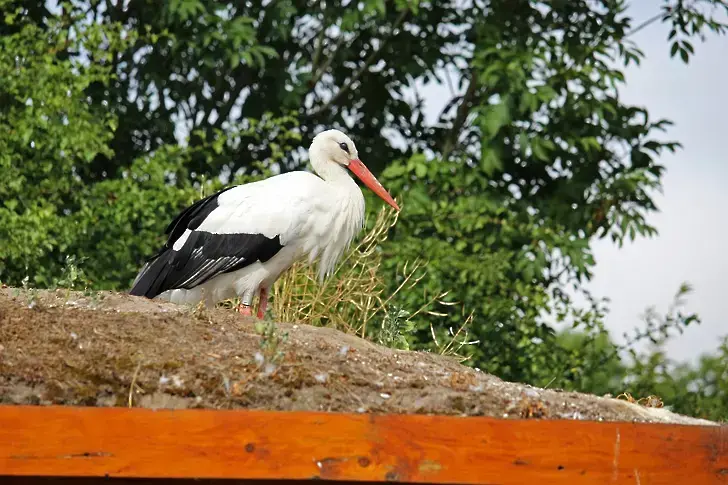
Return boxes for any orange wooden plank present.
[0,405,726,484]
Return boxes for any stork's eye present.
[339,142,350,154]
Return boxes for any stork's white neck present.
[308,145,366,281]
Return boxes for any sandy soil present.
[0,288,715,425]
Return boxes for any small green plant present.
[17,275,39,309]
[190,299,214,324]
[56,255,89,299]
[254,319,289,366]
[12,276,27,297]
[374,307,414,350]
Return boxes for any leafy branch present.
[307,7,410,118]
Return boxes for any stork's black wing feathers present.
[130,231,284,299]
[139,186,236,265]
[164,186,236,245]
[129,186,284,299]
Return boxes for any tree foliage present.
[0,8,124,285]
[1,0,727,419]
[558,283,726,422]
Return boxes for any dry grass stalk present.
[271,206,399,336]
[429,312,480,363]
[616,392,664,408]
[268,205,477,361]
[128,361,142,408]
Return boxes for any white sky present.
[416,1,727,362]
[587,2,728,362]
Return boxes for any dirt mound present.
[0,288,715,425]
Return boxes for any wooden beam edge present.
[0,405,726,485]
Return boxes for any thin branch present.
[627,9,671,38]
[308,34,348,91]
[444,67,456,97]
[152,79,172,119]
[212,67,253,128]
[308,5,350,93]
[310,9,329,73]
[307,7,409,118]
[441,70,479,159]
[179,101,194,127]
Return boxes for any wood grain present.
[0,405,726,484]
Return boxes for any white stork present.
[129,129,400,319]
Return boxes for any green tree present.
[0,7,123,285]
[0,4,299,287]
[638,338,728,422]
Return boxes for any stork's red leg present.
[237,303,253,317]
[257,288,268,320]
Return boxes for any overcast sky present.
[587,2,727,362]
[417,1,727,362]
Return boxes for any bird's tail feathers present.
[129,250,174,298]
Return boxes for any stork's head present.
[310,129,400,211]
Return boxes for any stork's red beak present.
[347,159,400,211]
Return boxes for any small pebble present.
[262,363,277,377]
[254,352,265,365]
[523,388,539,398]
[380,393,391,399]
[339,345,349,356]
[314,372,328,383]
